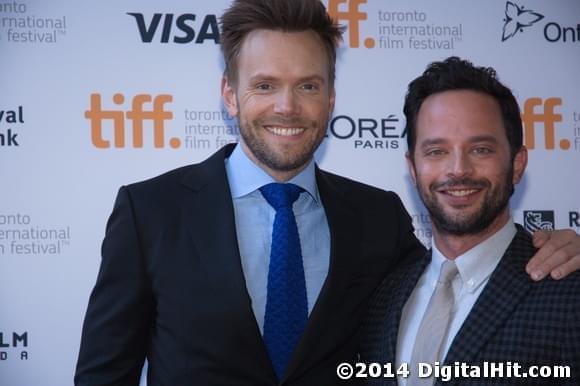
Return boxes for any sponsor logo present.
[0,106,24,147]
[127,12,219,44]
[327,0,373,48]
[521,97,568,150]
[327,0,464,50]
[570,211,580,228]
[523,210,555,233]
[521,97,580,151]
[0,2,67,44]
[183,108,238,150]
[327,113,403,149]
[0,331,28,361]
[501,1,580,43]
[0,213,72,256]
[501,1,544,41]
[85,93,177,149]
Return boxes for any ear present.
[406,151,417,186]
[328,86,336,116]
[221,76,238,117]
[512,146,528,185]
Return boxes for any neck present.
[240,141,310,182]
[432,209,511,260]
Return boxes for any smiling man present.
[75,2,427,385]
[74,2,580,386]
[361,57,580,386]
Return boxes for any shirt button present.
[467,278,475,287]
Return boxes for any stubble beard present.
[416,168,514,236]
[237,112,327,173]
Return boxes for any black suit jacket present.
[75,144,425,386]
[361,226,580,385]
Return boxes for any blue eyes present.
[254,83,319,91]
[301,84,318,91]
[256,84,272,90]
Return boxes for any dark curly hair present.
[404,56,523,160]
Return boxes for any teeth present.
[266,127,305,136]
[447,189,477,197]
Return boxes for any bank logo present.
[127,13,220,44]
[521,97,572,151]
[327,0,374,48]
[570,211,580,228]
[523,211,555,233]
[85,93,179,149]
[502,2,544,41]
[0,106,24,147]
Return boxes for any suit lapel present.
[180,144,275,378]
[381,251,431,364]
[443,229,534,374]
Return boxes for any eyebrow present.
[248,74,326,84]
[419,135,500,149]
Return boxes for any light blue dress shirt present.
[225,144,331,333]
[396,219,517,386]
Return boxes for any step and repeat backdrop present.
[1,1,579,385]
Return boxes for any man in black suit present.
[75,2,580,385]
[361,57,580,385]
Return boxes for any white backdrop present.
[1,1,579,385]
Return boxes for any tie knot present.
[260,183,302,210]
[438,260,458,285]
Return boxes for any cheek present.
[478,159,511,180]
[413,161,441,183]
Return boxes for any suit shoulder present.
[318,168,401,201]
[126,163,197,192]
[124,146,230,198]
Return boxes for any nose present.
[448,151,474,178]
[273,88,300,116]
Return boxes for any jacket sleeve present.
[563,283,580,385]
[75,186,154,386]
[392,192,427,267]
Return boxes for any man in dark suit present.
[361,57,580,385]
[74,1,424,385]
[75,2,580,385]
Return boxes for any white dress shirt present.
[225,144,331,333]
[396,219,517,386]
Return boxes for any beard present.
[237,112,327,173]
[416,169,513,236]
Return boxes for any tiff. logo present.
[521,97,571,150]
[327,0,374,48]
[85,93,179,149]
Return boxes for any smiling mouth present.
[442,189,480,197]
[265,126,305,136]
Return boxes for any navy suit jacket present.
[75,144,425,386]
[361,226,580,385]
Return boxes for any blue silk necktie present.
[259,183,308,379]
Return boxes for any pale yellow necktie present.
[408,260,458,385]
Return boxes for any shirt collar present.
[225,143,320,203]
[430,218,517,293]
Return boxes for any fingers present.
[531,229,550,248]
[549,254,580,280]
[526,229,580,281]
